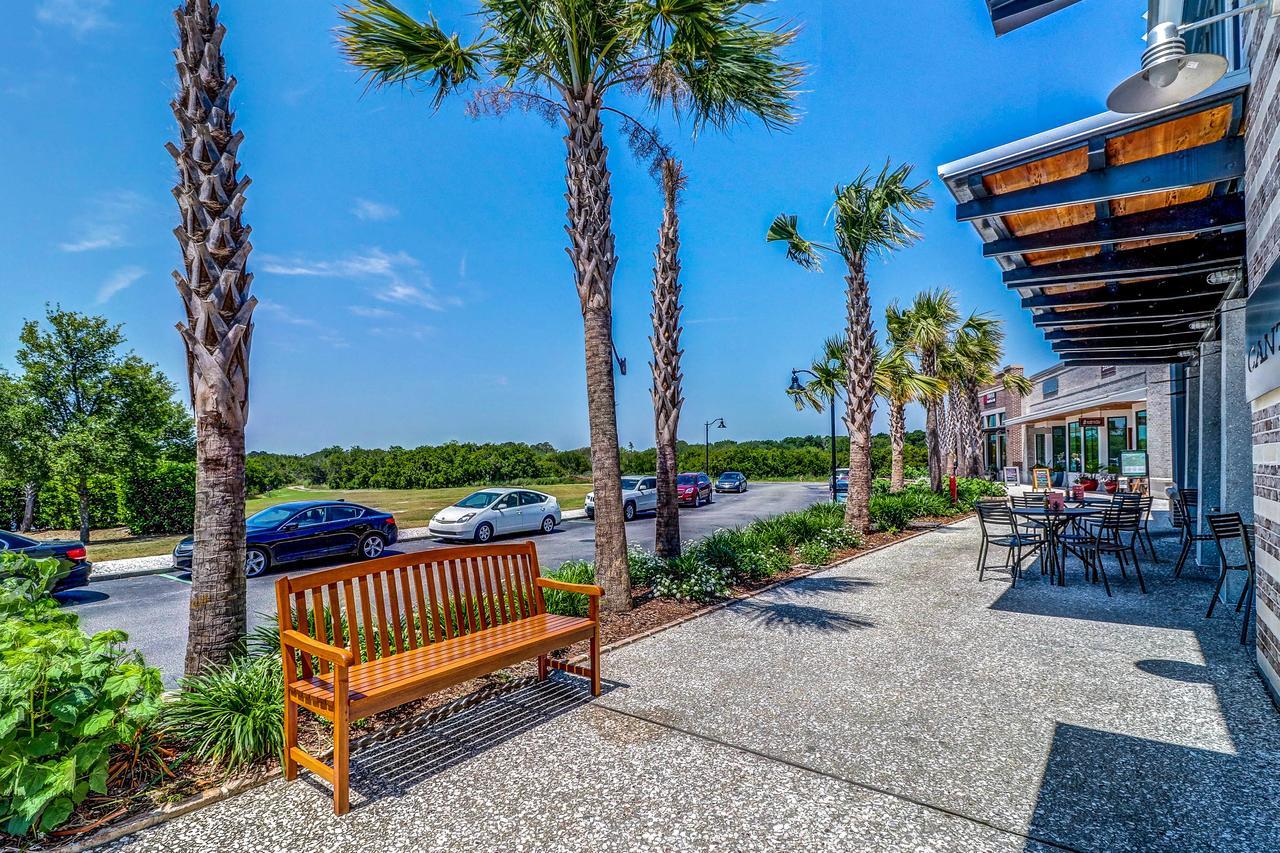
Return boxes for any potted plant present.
[1103,465,1120,494]
[1051,463,1065,488]
[1079,472,1100,492]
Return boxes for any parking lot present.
[60,482,826,685]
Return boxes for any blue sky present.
[0,0,1143,454]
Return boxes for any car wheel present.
[474,522,494,544]
[540,515,556,534]
[244,547,270,579]
[708,491,714,504]
[624,501,636,522]
[359,533,386,560]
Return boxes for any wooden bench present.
[274,540,602,815]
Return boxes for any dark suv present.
[676,472,714,507]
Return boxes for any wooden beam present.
[984,194,1244,259]
[1020,274,1227,309]
[1004,231,1243,286]
[957,136,1244,221]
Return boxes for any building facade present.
[979,364,1173,493]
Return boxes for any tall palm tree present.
[876,345,945,492]
[650,157,686,560]
[886,289,958,492]
[942,314,1032,477]
[339,0,801,611]
[768,163,931,533]
[170,0,256,675]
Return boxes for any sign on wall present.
[1002,466,1020,486]
[1079,417,1105,427]
[1247,257,1280,402]
[1119,450,1148,477]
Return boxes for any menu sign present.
[1247,257,1280,402]
[1032,467,1051,491]
[1002,466,1020,486]
[1120,450,1148,477]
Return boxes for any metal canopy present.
[940,72,1249,367]
[986,0,1088,35]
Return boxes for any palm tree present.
[170,0,256,675]
[876,345,945,492]
[768,163,932,533]
[650,158,686,560]
[942,314,1032,477]
[886,289,958,492]
[339,0,801,611]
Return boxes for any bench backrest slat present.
[278,541,543,665]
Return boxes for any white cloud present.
[258,248,457,313]
[375,283,444,311]
[349,305,394,319]
[458,253,469,279]
[59,191,145,253]
[36,0,111,36]
[96,266,144,303]
[352,198,399,221]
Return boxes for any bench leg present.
[538,654,549,682]
[283,695,299,781]
[333,696,350,816]
[590,624,601,697]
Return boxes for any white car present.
[429,488,562,543]
[585,475,658,522]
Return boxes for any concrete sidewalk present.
[108,515,1279,852]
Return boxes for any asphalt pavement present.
[60,482,826,686]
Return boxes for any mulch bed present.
[17,515,964,850]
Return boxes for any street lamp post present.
[704,418,726,474]
[790,369,839,501]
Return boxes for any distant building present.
[978,364,1172,493]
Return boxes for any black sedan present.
[174,500,399,578]
[0,531,93,591]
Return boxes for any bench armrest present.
[535,577,604,597]
[281,629,355,667]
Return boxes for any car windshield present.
[620,478,641,490]
[247,506,302,528]
[677,475,695,485]
[718,473,737,480]
[455,491,501,509]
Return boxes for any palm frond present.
[830,161,932,259]
[766,214,825,271]
[338,1,489,107]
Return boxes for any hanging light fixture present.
[1108,0,1278,114]
[1189,319,1213,331]
[1178,349,1200,359]
[1207,267,1243,286]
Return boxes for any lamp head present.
[1107,20,1227,113]
[788,372,805,393]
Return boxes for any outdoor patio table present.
[1010,506,1101,586]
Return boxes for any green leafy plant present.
[0,553,163,836]
[652,554,730,602]
[625,545,665,588]
[162,655,284,771]
[540,561,596,618]
[796,539,832,566]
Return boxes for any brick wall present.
[1246,10,1280,705]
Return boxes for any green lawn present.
[32,484,594,564]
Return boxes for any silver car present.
[429,488,562,543]
[585,475,658,521]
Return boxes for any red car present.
[677,472,714,507]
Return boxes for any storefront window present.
[1069,422,1082,472]
[1035,433,1047,467]
[1052,425,1066,469]
[1083,425,1100,472]
[1136,410,1147,451]
[1107,417,1127,470]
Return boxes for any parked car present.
[174,500,398,578]
[715,471,749,493]
[832,468,850,504]
[677,472,714,507]
[0,531,92,591]
[585,475,658,521]
[429,488,561,543]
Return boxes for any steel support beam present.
[983,194,1244,259]
[1004,231,1244,287]
[1020,274,1228,309]
[957,137,1244,222]
[1033,297,1220,326]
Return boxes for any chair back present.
[976,500,1017,538]
[1139,494,1153,524]
[1166,485,1183,529]
[1206,513,1252,570]
[1170,492,1193,529]
[1011,494,1046,510]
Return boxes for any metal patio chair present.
[1205,513,1257,645]
[975,501,1043,587]
[1173,489,1213,578]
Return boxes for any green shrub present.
[797,540,832,566]
[162,655,285,770]
[694,528,747,573]
[652,553,729,602]
[0,553,162,836]
[540,561,596,618]
[118,461,197,536]
[625,545,665,588]
[954,478,1006,509]
[869,494,916,532]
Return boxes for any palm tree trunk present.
[921,348,943,492]
[650,159,685,561]
[77,474,90,545]
[889,398,906,493]
[20,482,36,532]
[842,259,875,534]
[943,391,958,479]
[961,381,984,477]
[564,87,630,611]
[172,0,254,674]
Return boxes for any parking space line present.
[158,573,192,585]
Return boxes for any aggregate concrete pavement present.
[61,482,825,687]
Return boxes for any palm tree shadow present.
[735,598,874,634]
[783,576,878,597]
[325,675,597,811]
